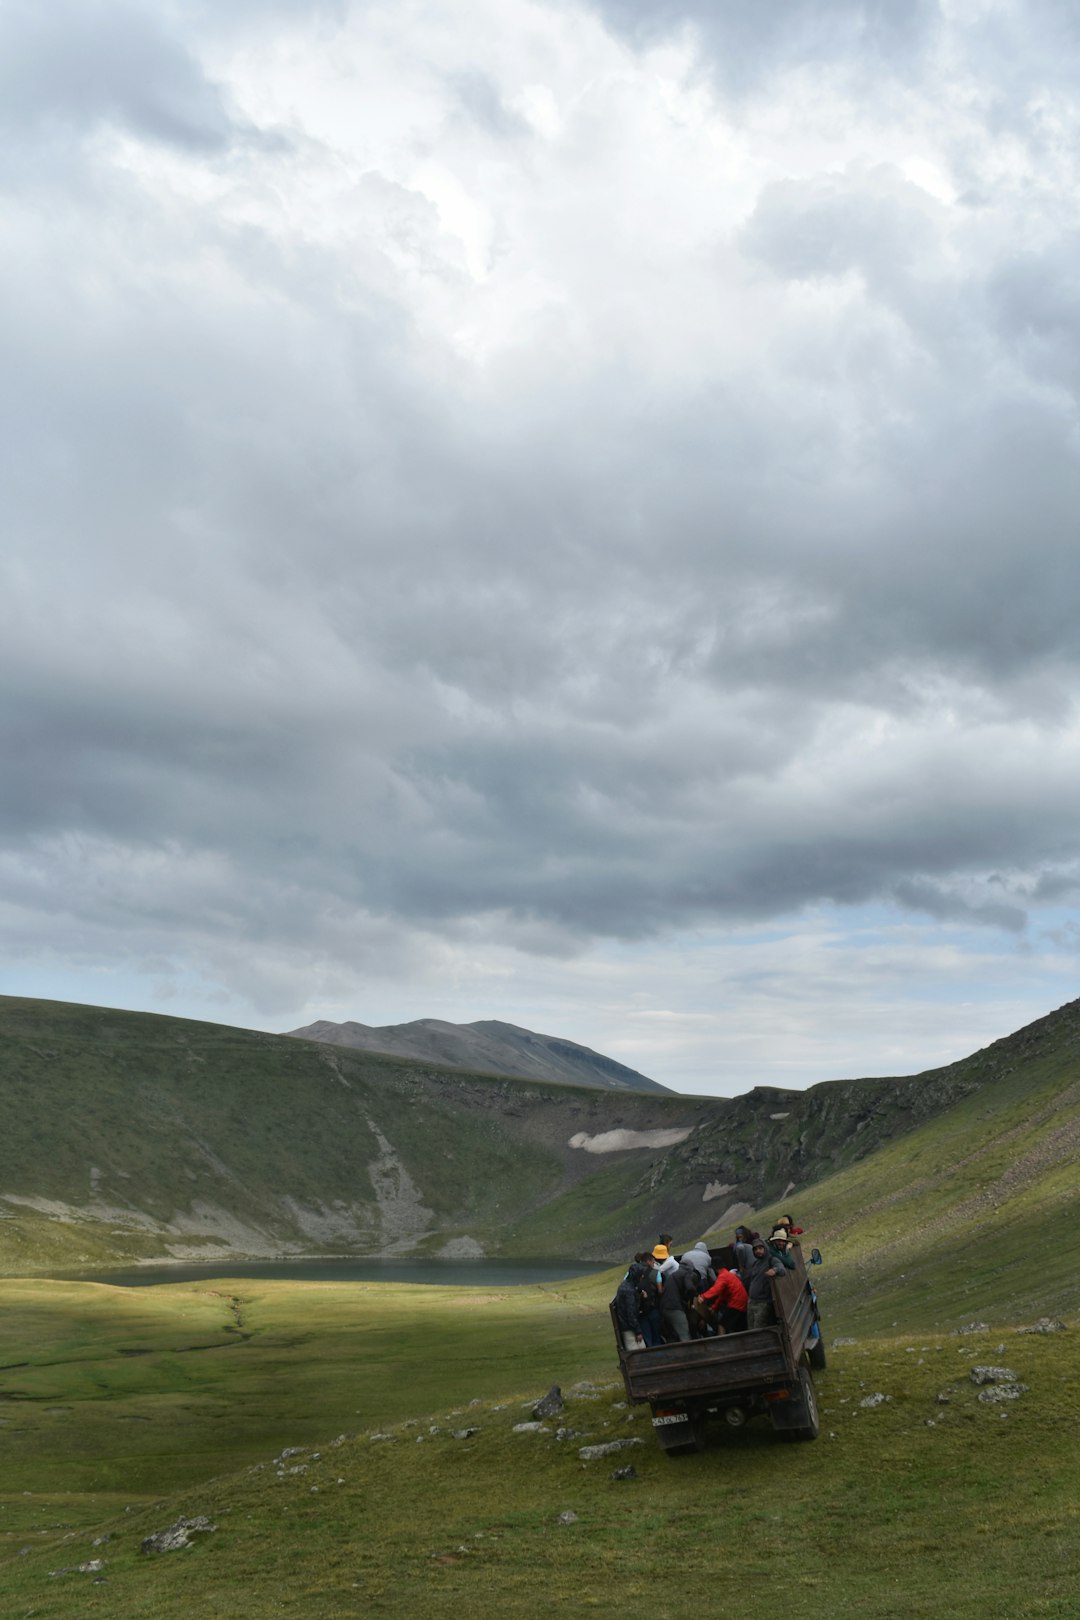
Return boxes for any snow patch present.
[568,1128,692,1153]
[702,1181,734,1203]
[703,1200,754,1233]
[770,1112,790,1121]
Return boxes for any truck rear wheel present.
[786,1366,820,1441]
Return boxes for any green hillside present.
[2,992,1079,1277]
[3,996,1080,1615]
[756,997,1080,1332]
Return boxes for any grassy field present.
[0,1269,1077,1619]
[5,994,1080,1614]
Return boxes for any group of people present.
[613,1217,805,1352]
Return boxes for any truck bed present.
[615,1250,819,1407]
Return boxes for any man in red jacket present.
[695,1266,748,1335]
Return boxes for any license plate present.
[652,1414,689,1427]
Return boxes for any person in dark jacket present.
[637,1252,665,1346]
[732,1226,756,1277]
[654,1244,692,1342]
[614,1262,651,1351]
[745,1239,784,1329]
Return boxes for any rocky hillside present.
[3,994,1079,1273]
[286,1016,671,1093]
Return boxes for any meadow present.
[1,1270,1078,1619]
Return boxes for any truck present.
[611,1244,826,1456]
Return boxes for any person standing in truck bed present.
[744,1238,784,1329]
[614,1262,650,1351]
[695,1265,748,1335]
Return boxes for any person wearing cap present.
[652,1243,692,1343]
[767,1227,797,1271]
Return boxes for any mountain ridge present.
[285,1015,672,1093]
[3,992,1079,1278]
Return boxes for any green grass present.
[1,1275,1077,1619]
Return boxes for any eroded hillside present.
[3,994,1078,1272]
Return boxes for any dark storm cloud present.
[4,0,1080,1013]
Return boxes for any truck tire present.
[807,1330,827,1372]
[787,1366,820,1441]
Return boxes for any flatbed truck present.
[611,1245,825,1456]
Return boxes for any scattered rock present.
[969,1366,1018,1386]
[578,1438,643,1460]
[978,1384,1029,1404]
[452,1428,480,1440]
[512,1421,550,1434]
[936,1394,952,1405]
[141,1517,217,1555]
[1018,1318,1067,1335]
[532,1385,565,1421]
[274,1446,306,1464]
[955,1323,990,1336]
[331,1432,355,1446]
[832,1337,858,1347]
[48,1560,104,1577]
[555,1427,586,1442]
[556,1511,579,1525]
[91,1533,112,1546]
[369,1433,394,1442]
[611,1465,638,1481]
[859,1393,890,1409]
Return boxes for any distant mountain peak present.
[286,1015,671,1093]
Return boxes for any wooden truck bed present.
[612,1247,824,1450]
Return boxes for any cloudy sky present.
[4,0,1080,1094]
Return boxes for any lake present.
[61,1256,610,1288]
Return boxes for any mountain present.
[286,1016,672,1093]
[3,993,1080,1278]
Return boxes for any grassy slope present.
[0,997,699,1271]
[750,1005,1080,1334]
[11,993,1076,1274]
[5,995,1080,1614]
[0,1279,1077,1619]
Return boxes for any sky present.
[4,0,1080,1095]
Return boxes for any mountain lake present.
[52,1257,609,1287]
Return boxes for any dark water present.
[58,1257,609,1289]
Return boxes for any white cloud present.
[3,0,1080,1087]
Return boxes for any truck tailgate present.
[620,1328,791,1403]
